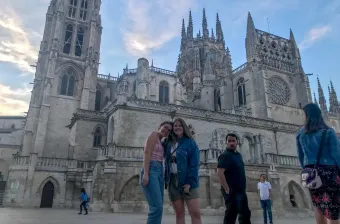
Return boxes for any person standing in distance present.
[217,133,251,224]
[257,174,273,224]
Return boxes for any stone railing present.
[149,66,176,76]
[199,148,223,163]
[265,153,300,167]
[11,156,94,171]
[12,156,30,166]
[232,62,248,75]
[97,74,118,81]
[98,143,144,160]
[126,98,300,133]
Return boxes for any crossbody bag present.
[301,129,327,189]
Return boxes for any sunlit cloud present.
[122,0,195,57]
[0,8,39,74]
[0,83,31,116]
[299,25,332,51]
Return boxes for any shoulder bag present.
[301,129,327,189]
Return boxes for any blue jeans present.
[260,199,273,224]
[140,161,164,224]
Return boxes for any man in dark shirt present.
[217,133,251,224]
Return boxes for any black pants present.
[222,190,251,224]
[80,201,88,213]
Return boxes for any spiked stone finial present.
[202,8,209,39]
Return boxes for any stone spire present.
[313,92,318,104]
[181,19,186,50]
[329,81,339,113]
[246,12,257,61]
[211,28,215,41]
[202,8,209,39]
[181,19,186,39]
[216,13,224,42]
[226,47,232,75]
[317,77,328,114]
[187,10,193,39]
[290,29,301,59]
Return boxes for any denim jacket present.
[296,127,340,169]
[163,137,200,189]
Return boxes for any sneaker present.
[78,213,82,215]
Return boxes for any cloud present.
[0,83,31,116]
[0,7,40,74]
[299,25,332,51]
[122,0,195,57]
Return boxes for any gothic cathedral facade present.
[3,0,340,214]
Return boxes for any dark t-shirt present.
[217,148,246,193]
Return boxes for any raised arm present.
[329,128,340,170]
[143,131,159,177]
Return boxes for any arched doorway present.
[40,181,54,208]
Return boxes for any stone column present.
[23,153,38,207]
[259,134,265,164]
[267,165,283,216]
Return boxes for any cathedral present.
[1,0,340,215]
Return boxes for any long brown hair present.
[173,118,193,139]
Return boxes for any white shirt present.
[257,181,271,200]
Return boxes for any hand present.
[224,186,230,194]
[142,174,149,186]
[183,184,190,193]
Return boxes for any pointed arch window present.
[214,89,221,111]
[63,25,73,54]
[95,88,101,111]
[93,127,102,147]
[75,27,85,57]
[159,81,169,104]
[237,78,246,106]
[60,68,76,96]
[68,0,78,18]
[79,0,88,21]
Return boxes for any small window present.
[63,25,73,54]
[214,89,221,111]
[68,0,78,18]
[95,89,101,111]
[237,78,246,106]
[60,68,76,96]
[159,81,169,104]
[93,127,102,147]
[79,0,88,21]
[75,27,85,57]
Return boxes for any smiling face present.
[173,120,184,138]
[159,123,172,138]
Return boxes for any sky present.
[0,0,339,116]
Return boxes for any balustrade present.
[97,144,144,160]
[265,153,300,167]
[12,156,30,166]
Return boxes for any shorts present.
[168,174,199,202]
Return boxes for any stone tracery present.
[268,76,291,105]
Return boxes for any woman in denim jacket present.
[296,103,340,223]
[164,118,202,224]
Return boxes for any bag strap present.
[314,129,328,168]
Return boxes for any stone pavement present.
[0,208,315,224]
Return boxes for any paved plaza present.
[0,208,315,224]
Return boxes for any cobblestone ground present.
[0,208,315,224]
